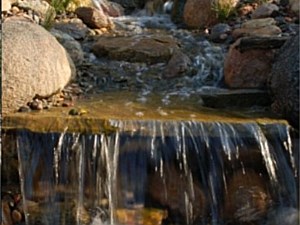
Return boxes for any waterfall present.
[11,120,298,225]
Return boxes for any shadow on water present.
[2,120,298,225]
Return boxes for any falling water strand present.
[150,120,157,159]
[283,125,297,176]
[252,124,278,183]
[16,135,29,225]
[76,135,85,225]
[54,128,67,185]
[181,122,189,176]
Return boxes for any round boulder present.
[2,19,75,114]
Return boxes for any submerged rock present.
[223,169,272,224]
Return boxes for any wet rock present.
[201,89,271,108]
[116,208,168,225]
[251,3,279,19]
[266,207,299,225]
[224,37,275,88]
[223,169,272,224]
[75,6,113,29]
[210,23,232,43]
[92,35,179,64]
[2,19,74,114]
[147,164,206,223]
[170,0,186,24]
[51,28,85,65]
[183,0,217,28]
[164,50,192,78]
[268,33,299,128]
[28,99,43,110]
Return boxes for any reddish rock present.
[183,0,217,28]
[75,7,113,29]
[224,38,275,88]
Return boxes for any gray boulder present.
[269,33,299,128]
[2,19,75,114]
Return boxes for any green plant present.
[42,0,73,30]
[211,0,237,21]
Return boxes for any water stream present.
[2,6,299,225]
[10,120,298,225]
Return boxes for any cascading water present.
[8,119,298,225]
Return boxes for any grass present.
[42,0,74,30]
[211,0,238,21]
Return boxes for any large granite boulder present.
[2,19,75,114]
[268,33,299,128]
[2,0,12,11]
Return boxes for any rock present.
[266,207,299,225]
[224,37,275,88]
[92,35,179,64]
[75,6,114,29]
[110,0,145,13]
[210,23,232,43]
[242,17,277,29]
[52,20,89,40]
[183,0,217,28]
[232,17,282,39]
[1,201,13,225]
[268,33,299,128]
[14,0,54,18]
[170,0,186,24]
[2,0,12,11]
[147,164,206,223]
[100,0,125,17]
[223,169,271,223]
[164,50,192,78]
[2,19,74,114]
[251,3,279,19]
[201,89,271,108]
[289,0,299,14]
[51,29,85,65]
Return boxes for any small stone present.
[18,106,30,112]
[11,209,23,223]
[69,108,79,115]
[11,6,20,14]
[29,99,43,110]
[62,102,74,107]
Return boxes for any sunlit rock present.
[92,35,180,64]
[75,6,114,29]
[2,19,75,114]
